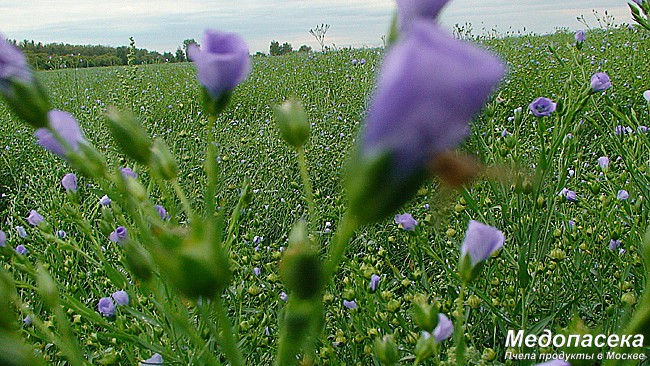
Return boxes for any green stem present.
[297,147,317,230]
[205,115,218,218]
[215,296,245,366]
[172,178,195,222]
[455,283,467,366]
[323,213,359,280]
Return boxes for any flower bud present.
[105,107,152,165]
[414,332,435,363]
[35,263,59,309]
[373,335,400,366]
[279,221,323,300]
[411,296,439,332]
[123,241,153,282]
[275,99,310,149]
[150,138,178,180]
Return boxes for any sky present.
[0,1,634,54]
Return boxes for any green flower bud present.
[414,332,435,363]
[123,241,153,282]
[279,220,323,300]
[3,78,51,129]
[67,142,108,179]
[411,296,439,332]
[274,99,310,149]
[35,263,59,309]
[150,138,178,180]
[373,335,400,366]
[105,107,152,165]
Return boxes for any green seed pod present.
[279,221,323,300]
[373,335,400,366]
[275,99,310,149]
[411,295,439,332]
[150,138,178,181]
[105,107,152,165]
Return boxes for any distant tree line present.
[7,38,198,70]
[269,40,311,56]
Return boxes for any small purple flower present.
[253,235,264,245]
[253,267,261,276]
[396,0,450,30]
[597,156,609,170]
[120,167,138,179]
[109,226,128,244]
[529,97,556,117]
[61,173,77,192]
[615,125,633,135]
[460,220,505,266]
[590,72,611,92]
[56,230,66,239]
[617,189,629,200]
[369,274,380,292]
[433,313,453,342]
[34,110,86,158]
[27,210,44,226]
[394,213,418,231]
[0,230,5,247]
[15,244,28,255]
[643,90,650,102]
[99,195,111,206]
[638,126,648,133]
[351,59,358,65]
[359,58,366,65]
[140,353,163,366]
[111,290,129,306]
[98,297,115,317]
[609,239,621,251]
[574,29,586,43]
[154,205,168,220]
[343,300,358,309]
[16,226,27,238]
[279,292,288,302]
[23,315,33,325]
[534,360,570,366]
[187,29,251,99]
[567,220,576,230]
[560,188,578,202]
[0,34,32,94]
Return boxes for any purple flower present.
[615,125,633,135]
[34,110,85,158]
[394,213,418,231]
[359,58,366,65]
[351,59,358,65]
[140,353,163,366]
[253,267,261,276]
[574,29,586,43]
[643,90,650,102]
[99,195,111,206]
[617,189,629,200]
[97,297,115,317]
[188,29,251,99]
[348,21,503,224]
[597,156,609,170]
[559,188,578,202]
[369,274,380,292]
[0,230,5,247]
[0,35,32,94]
[120,167,138,179]
[590,72,611,92]
[396,0,450,29]
[433,313,453,342]
[460,220,505,266]
[56,230,66,239]
[529,97,556,117]
[343,300,358,309]
[609,239,621,251]
[15,244,28,255]
[23,315,32,325]
[109,226,128,244]
[279,292,288,302]
[638,126,648,133]
[534,360,570,366]
[61,173,77,192]
[154,205,168,221]
[111,290,129,306]
[27,210,44,226]
[16,226,27,238]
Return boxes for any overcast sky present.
[0,1,633,53]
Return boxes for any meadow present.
[1,13,650,366]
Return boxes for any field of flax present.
[1,20,650,366]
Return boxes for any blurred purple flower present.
[369,274,380,292]
[0,34,32,94]
[396,0,450,29]
[279,292,288,302]
[597,156,609,170]
[27,210,44,226]
[56,230,66,239]
[560,188,578,202]
[609,239,621,251]
[188,29,251,99]
[120,167,138,179]
[638,126,648,133]
[154,205,168,220]
[111,290,129,306]
[109,226,128,244]
[15,244,28,255]
[0,230,5,247]
[574,29,586,43]
[590,72,611,92]
[16,226,27,238]
[34,110,85,158]
[61,173,77,192]
[460,220,505,266]
[99,195,111,206]
[351,59,358,65]
[253,267,261,276]
[433,313,453,342]
[394,213,418,231]
[529,97,557,117]
[97,297,115,317]
[615,125,633,135]
[140,353,163,366]
[617,189,629,200]
[359,58,366,65]
[343,300,358,309]
[643,90,650,102]
[23,315,32,325]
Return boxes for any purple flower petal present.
[61,173,77,192]
[34,110,85,158]
[617,189,629,200]
[97,297,115,317]
[433,313,453,342]
[460,220,505,266]
[396,0,450,30]
[0,230,5,247]
[111,290,129,306]
[343,300,358,309]
[369,274,380,292]
[15,244,28,255]
[140,353,163,365]
[0,35,32,93]
[27,210,44,226]
[394,213,418,231]
[109,226,128,244]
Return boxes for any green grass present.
[1,25,649,365]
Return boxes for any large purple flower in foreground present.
[34,110,85,158]
[396,0,450,29]
[460,220,505,266]
[0,34,32,94]
[188,30,251,100]
[347,21,504,224]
